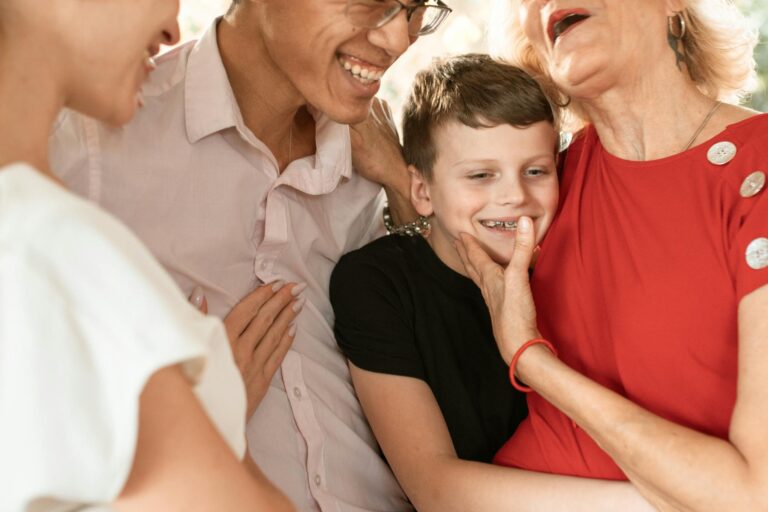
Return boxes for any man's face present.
[412,120,559,274]
[255,0,418,124]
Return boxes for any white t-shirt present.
[0,164,247,512]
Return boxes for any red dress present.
[494,114,768,478]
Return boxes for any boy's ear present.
[409,165,434,217]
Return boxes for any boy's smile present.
[411,120,559,276]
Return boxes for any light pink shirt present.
[50,20,411,512]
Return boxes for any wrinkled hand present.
[455,217,540,364]
[350,98,409,192]
[223,282,304,419]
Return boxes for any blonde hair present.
[489,0,759,118]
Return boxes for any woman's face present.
[516,0,680,97]
[56,0,181,125]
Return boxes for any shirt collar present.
[184,19,353,190]
[185,18,240,144]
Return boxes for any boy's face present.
[411,120,558,275]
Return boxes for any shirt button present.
[259,259,269,271]
[293,386,302,399]
[314,474,322,486]
[706,141,737,165]
[746,237,768,270]
[740,171,766,198]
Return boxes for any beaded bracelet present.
[509,338,558,393]
[383,206,431,237]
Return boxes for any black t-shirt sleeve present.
[330,250,426,380]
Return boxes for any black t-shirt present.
[330,234,527,463]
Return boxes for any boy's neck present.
[425,229,471,278]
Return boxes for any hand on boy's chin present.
[482,239,541,269]
[480,242,514,268]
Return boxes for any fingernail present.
[293,297,306,312]
[291,283,307,297]
[519,217,532,234]
[289,323,297,336]
[271,280,286,292]
[190,286,205,308]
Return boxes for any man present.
[50,0,451,510]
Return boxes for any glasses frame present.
[345,0,453,36]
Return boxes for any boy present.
[329,54,559,509]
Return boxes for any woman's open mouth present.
[548,9,591,44]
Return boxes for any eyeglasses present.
[345,0,453,37]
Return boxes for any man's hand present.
[350,98,410,195]
[351,98,417,224]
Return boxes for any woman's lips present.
[548,9,591,44]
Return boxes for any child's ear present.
[409,165,433,217]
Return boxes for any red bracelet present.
[509,338,557,393]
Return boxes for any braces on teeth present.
[482,220,518,229]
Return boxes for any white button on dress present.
[740,171,766,198]
[746,238,768,270]
[707,141,737,165]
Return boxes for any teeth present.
[338,56,384,84]
[481,220,518,230]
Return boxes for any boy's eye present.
[468,171,492,180]
[523,168,548,177]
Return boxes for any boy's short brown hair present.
[402,53,557,180]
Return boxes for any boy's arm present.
[350,363,657,512]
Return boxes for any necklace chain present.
[288,124,293,164]
[682,100,721,152]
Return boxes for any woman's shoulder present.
[719,107,768,146]
[0,166,243,510]
[1,164,219,356]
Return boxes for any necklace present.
[288,124,293,163]
[682,100,721,151]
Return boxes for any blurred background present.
[178,0,768,125]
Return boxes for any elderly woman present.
[458,0,767,510]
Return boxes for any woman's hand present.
[223,282,304,418]
[455,217,540,364]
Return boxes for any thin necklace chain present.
[288,124,293,164]
[682,100,722,152]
